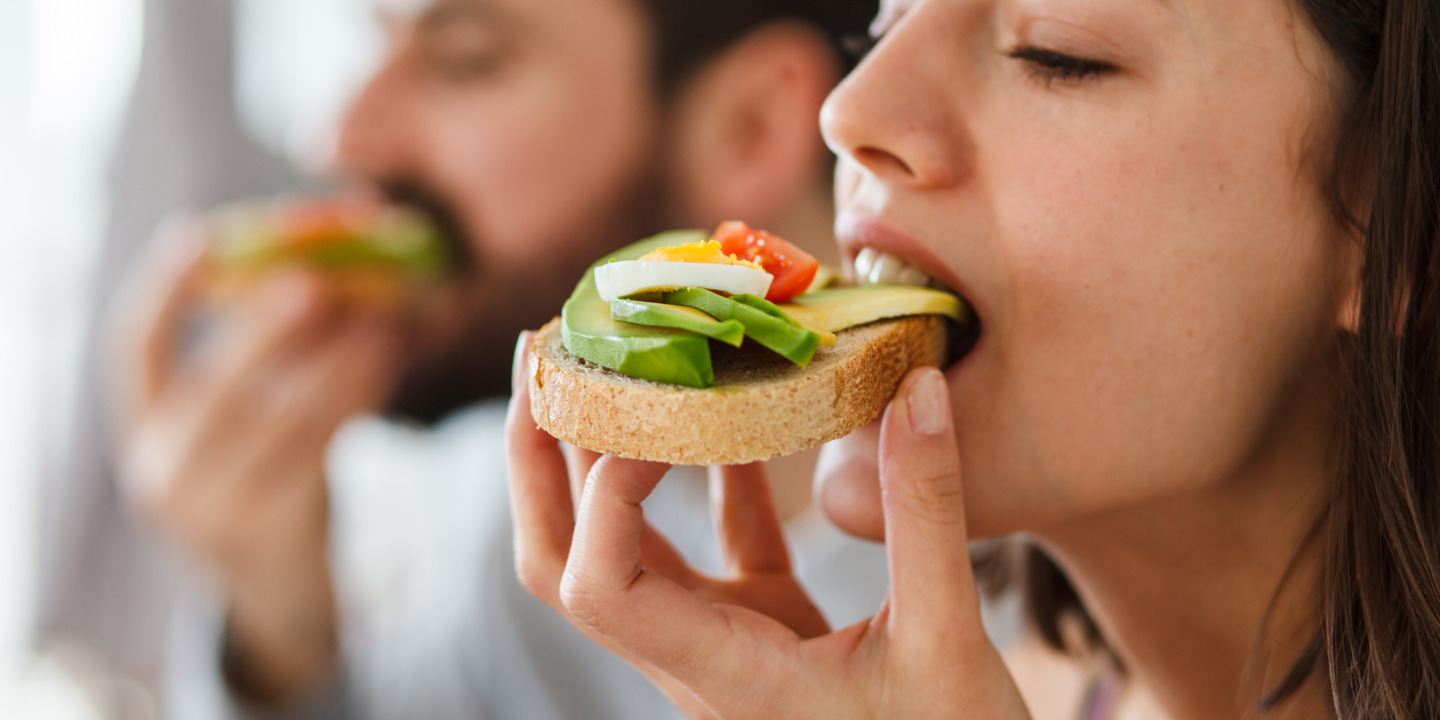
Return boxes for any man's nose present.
[328,59,414,180]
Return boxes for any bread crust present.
[528,315,947,465]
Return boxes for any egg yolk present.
[640,241,765,272]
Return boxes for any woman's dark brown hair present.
[992,1,1440,717]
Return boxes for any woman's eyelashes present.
[1006,47,1116,86]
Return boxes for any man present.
[110,0,883,718]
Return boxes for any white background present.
[0,1,375,716]
[1,0,142,717]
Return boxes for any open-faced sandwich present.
[528,222,974,466]
[205,195,451,307]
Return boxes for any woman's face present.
[817,0,1352,541]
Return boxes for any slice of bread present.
[528,314,947,465]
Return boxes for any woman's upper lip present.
[836,214,981,318]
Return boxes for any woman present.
[506,0,1440,717]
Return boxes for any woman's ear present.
[662,22,839,227]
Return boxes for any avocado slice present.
[611,299,745,347]
[732,294,803,327]
[663,288,823,367]
[562,230,717,388]
[732,293,836,347]
[779,285,967,333]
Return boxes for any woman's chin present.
[815,419,886,542]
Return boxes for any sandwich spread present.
[527,223,972,466]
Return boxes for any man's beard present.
[376,169,669,425]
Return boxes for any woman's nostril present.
[855,146,916,179]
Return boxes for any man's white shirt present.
[166,401,891,719]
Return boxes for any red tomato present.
[278,198,379,249]
[711,221,819,303]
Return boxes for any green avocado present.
[561,230,717,388]
[732,293,805,327]
[663,288,822,367]
[611,299,746,347]
[778,285,967,333]
[211,203,450,277]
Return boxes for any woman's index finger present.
[563,455,743,680]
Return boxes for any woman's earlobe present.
[1336,276,1362,334]
[1334,236,1365,334]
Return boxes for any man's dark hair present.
[638,0,878,91]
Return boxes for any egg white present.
[594,261,773,302]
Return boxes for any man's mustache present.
[380,179,475,274]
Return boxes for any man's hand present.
[112,217,402,704]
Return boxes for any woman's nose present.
[819,6,971,192]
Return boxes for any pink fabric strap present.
[1080,674,1124,720]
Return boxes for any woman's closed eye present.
[1006,47,1115,86]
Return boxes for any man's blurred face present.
[334,0,670,416]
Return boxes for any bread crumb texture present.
[529,315,946,465]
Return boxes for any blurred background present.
[0,1,380,716]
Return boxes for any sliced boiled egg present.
[595,241,773,302]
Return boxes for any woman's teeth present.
[853,248,939,288]
[854,247,980,365]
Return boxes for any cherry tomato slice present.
[711,221,819,303]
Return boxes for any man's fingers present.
[878,367,985,656]
[562,455,737,680]
[239,319,401,490]
[137,317,399,536]
[115,215,209,416]
[709,464,792,575]
[191,272,331,407]
[506,332,578,603]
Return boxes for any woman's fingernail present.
[512,331,534,393]
[907,369,951,436]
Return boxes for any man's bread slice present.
[528,315,947,465]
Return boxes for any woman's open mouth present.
[848,242,983,369]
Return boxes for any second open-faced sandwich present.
[204,194,452,307]
[527,222,975,466]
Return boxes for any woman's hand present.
[505,334,832,716]
[506,333,1031,718]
